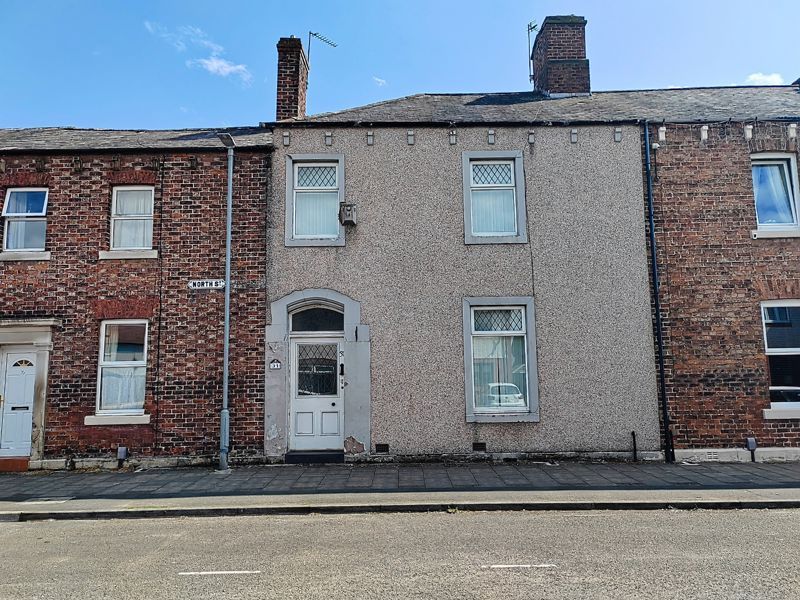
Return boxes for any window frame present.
[463,297,539,423]
[462,151,528,245]
[760,299,800,411]
[751,153,800,230]
[2,187,49,252]
[96,319,149,416]
[285,154,345,247]
[110,185,155,251]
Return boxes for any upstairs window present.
[285,156,345,246]
[761,301,800,406]
[2,188,48,251]
[462,151,528,244]
[470,161,517,236]
[111,186,154,250]
[752,155,799,229]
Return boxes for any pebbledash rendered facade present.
[0,16,799,470]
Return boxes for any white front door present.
[0,349,36,457]
[289,338,344,451]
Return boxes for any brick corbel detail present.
[91,297,159,319]
[109,170,157,185]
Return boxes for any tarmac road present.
[1,509,798,599]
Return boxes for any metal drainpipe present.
[643,122,675,463]
[217,133,236,471]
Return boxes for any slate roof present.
[0,127,273,153]
[286,86,800,125]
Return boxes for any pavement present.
[1,461,799,520]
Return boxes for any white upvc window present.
[463,297,539,423]
[751,154,799,230]
[97,320,148,414]
[469,161,518,237]
[462,151,528,244]
[761,300,800,409]
[292,162,341,239]
[2,188,48,251]
[110,186,154,250]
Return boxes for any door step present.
[0,457,29,472]
[284,451,344,465]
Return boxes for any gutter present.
[643,121,675,463]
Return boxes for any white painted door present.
[0,350,36,457]
[289,338,344,451]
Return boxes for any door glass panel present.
[297,343,337,396]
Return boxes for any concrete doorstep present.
[2,488,800,522]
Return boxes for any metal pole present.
[643,122,675,463]
[219,145,234,471]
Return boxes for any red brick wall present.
[276,37,309,121]
[648,122,800,448]
[0,151,269,460]
[532,16,590,94]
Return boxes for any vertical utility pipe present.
[217,134,236,471]
[643,122,675,463]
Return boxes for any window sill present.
[98,250,158,260]
[84,414,151,426]
[0,251,51,261]
[751,228,800,239]
[285,238,345,247]
[467,412,539,423]
[465,235,528,245]
[763,407,800,420]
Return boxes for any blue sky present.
[2,0,799,129]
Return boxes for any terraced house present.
[0,15,798,470]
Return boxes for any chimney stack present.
[276,36,309,121]
[532,15,590,96]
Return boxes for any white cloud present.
[187,57,252,86]
[745,72,784,85]
[372,76,387,87]
[144,21,251,85]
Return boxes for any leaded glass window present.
[469,161,517,236]
[471,307,528,411]
[293,163,340,239]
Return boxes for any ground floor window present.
[97,320,148,414]
[761,300,800,405]
[463,297,539,422]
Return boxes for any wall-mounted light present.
[35,158,46,172]
[700,125,709,142]
[449,129,457,145]
[282,132,290,147]
[744,124,753,140]
[188,156,199,169]
[111,155,121,170]
[789,123,798,139]
[570,129,578,144]
[614,127,622,142]
[72,156,83,172]
[527,130,535,144]
[407,130,415,145]
[324,132,333,146]
[658,126,667,142]
[366,131,374,146]
[0,159,5,173]
[487,129,496,145]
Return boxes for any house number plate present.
[269,359,282,370]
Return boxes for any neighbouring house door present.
[0,349,36,457]
[289,338,344,451]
